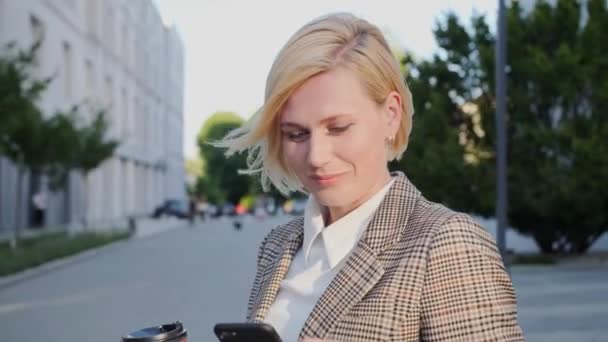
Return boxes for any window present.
[131,97,138,141]
[120,24,127,62]
[85,60,95,105]
[62,42,72,99]
[141,104,147,144]
[85,0,98,36]
[30,15,44,43]
[120,88,127,137]
[104,6,115,50]
[105,76,115,134]
[104,76,113,107]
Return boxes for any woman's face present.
[280,67,401,210]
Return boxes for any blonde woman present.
[215,13,524,342]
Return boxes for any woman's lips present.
[310,172,346,186]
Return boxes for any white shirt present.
[265,178,395,341]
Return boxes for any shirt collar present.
[302,177,396,269]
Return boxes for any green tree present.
[196,111,251,204]
[400,0,608,254]
[42,106,119,230]
[43,107,82,191]
[71,108,119,229]
[1,41,119,245]
[0,41,52,249]
[504,0,608,253]
[396,10,497,216]
[0,42,49,152]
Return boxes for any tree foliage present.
[0,41,119,245]
[0,41,51,169]
[196,111,251,204]
[71,108,119,175]
[400,0,608,254]
[0,41,52,249]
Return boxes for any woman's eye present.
[328,124,352,134]
[285,131,308,142]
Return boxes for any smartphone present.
[214,322,282,342]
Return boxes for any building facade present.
[0,0,185,232]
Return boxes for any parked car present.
[265,198,278,216]
[290,198,307,216]
[207,204,220,218]
[152,199,190,219]
[220,203,236,217]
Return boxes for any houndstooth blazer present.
[246,172,524,341]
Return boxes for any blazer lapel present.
[298,240,384,339]
[249,227,303,322]
[299,171,421,339]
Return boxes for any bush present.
[0,230,131,276]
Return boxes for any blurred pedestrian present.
[254,205,266,221]
[32,190,47,228]
[235,203,247,216]
[197,197,208,221]
[188,197,196,226]
[282,199,293,215]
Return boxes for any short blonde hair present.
[213,12,414,195]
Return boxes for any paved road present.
[513,265,608,342]
[0,215,606,342]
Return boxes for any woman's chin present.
[311,188,350,208]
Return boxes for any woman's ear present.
[383,91,403,136]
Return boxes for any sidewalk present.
[513,262,608,341]
[555,251,608,267]
[131,217,188,239]
[0,217,188,290]
[0,217,187,241]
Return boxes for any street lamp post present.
[495,0,508,268]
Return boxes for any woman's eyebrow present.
[279,122,304,129]
[320,113,354,124]
[280,113,354,128]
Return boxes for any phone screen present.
[214,322,283,342]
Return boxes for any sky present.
[153,0,498,159]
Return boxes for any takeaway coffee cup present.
[122,321,188,342]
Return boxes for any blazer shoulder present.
[264,216,303,244]
[404,198,495,251]
[432,212,501,257]
[257,216,304,266]
[401,198,459,241]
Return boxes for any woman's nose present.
[306,133,332,168]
